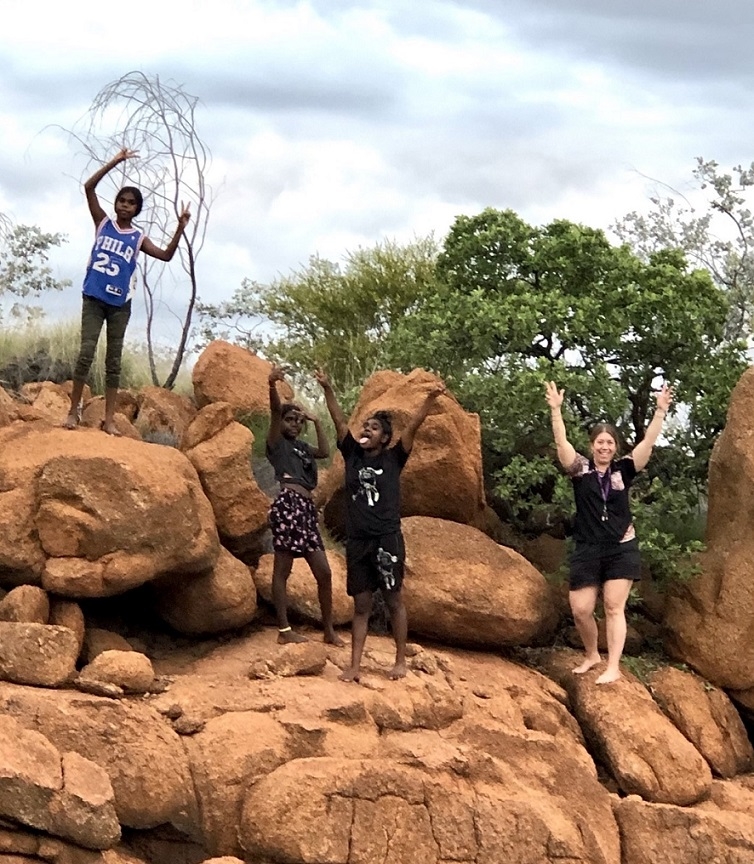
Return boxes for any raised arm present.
[266,365,286,447]
[545,381,577,469]
[315,370,349,443]
[140,202,191,261]
[631,384,673,472]
[83,148,138,226]
[401,382,446,454]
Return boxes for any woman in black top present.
[545,380,672,684]
[267,366,343,646]
[317,369,445,682]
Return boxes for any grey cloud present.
[456,0,754,85]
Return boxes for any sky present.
[2,0,754,346]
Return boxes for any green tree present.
[198,235,439,402]
[0,222,70,324]
[614,157,754,340]
[386,208,745,578]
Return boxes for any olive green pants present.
[73,295,132,389]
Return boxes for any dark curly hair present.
[368,410,393,443]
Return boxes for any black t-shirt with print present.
[568,454,638,556]
[266,436,318,491]
[339,430,410,538]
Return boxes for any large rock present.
[192,341,292,416]
[0,682,198,834]
[542,654,712,805]
[318,369,486,532]
[253,550,351,626]
[649,666,753,778]
[0,715,120,850]
[402,516,557,647]
[78,650,155,694]
[185,711,291,857]
[153,547,258,634]
[0,423,219,595]
[0,622,78,686]
[614,795,754,863]
[183,405,271,556]
[240,756,620,864]
[134,385,197,446]
[0,585,49,623]
[665,366,754,688]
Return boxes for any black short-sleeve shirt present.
[339,431,410,538]
[266,436,318,491]
[568,454,638,556]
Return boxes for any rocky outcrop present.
[153,547,258,634]
[192,341,292,416]
[0,424,219,595]
[0,714,120,849]
[0,683,198,833]
[665,366,754,689]
[134,386,197,446]
[0,623,78,687]
[542,652,712,806]
[402,516,558,646]
[183,404,271,557]
[649,666,753,778]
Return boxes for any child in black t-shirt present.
[545,379,673,684]
[317,370,445,682]
[267,366,343,646]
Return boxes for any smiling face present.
[590,431,617,468]
[358,417,390,453]
[281,409,305,440]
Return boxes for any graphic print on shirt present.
[376,545,399,590]
[293,442,313,471]
[353,466,384,506]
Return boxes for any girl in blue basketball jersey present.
[64,148,190,435]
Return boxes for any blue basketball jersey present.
[82,218,144,307]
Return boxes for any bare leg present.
[64,380,86,429]
[100,387,122,436]
[569,585,602,673]
[383,588,407,680]
[596,578,633,685]
[339,591,372,682]
[306,549,344,646]
[272,552,307,644]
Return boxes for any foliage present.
[0,319,190,394]
[64,71,213,388]
[197,236,439,406]
[0,223,71,323]
[385,208,746,581]
[614,157,754,340]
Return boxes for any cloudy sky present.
[1,0,753,345]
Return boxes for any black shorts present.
[345,532,405,596]
[569,540,641,591]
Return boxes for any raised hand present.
[268,365,286,385]
[314,368,331,389]
[114,148,139,163]
[177,201,191,229]
[656,383,674,413]
[545,381,564,410]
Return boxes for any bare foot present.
[573,655,602,674]
[63,411,80,430]
[324,631,345,648]
[338,667,361,683]
[595,668,622,685]
[100,420,122,437]
[277,630,308,645]
[388,661,407,680]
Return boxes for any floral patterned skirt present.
[268,487,325,556]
